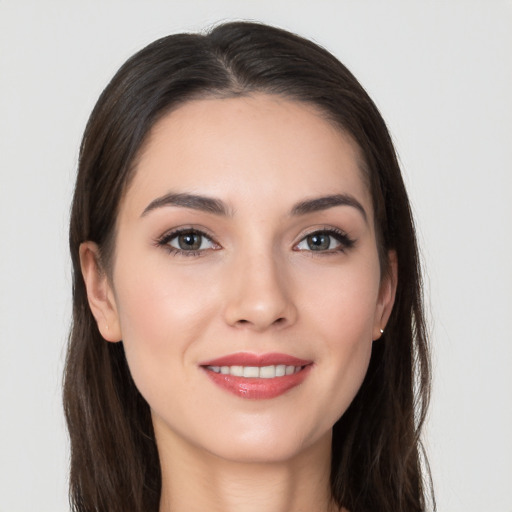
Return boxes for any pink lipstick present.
[199,352,313,399]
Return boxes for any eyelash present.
[155,228,219,257]
[155,227,356,257]
[294,227,356,254]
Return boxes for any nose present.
[223,251,297,331]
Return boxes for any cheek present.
[301,256,381,344]
[298,258,380,419]
[111,257,219,398]
[115,254,218,336]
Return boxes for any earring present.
[380,329,384,334]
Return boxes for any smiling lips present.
[200,352,313,399]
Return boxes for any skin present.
[80,94,396,512]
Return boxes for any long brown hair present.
[64,21,433,512]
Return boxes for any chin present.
[207,437,326,466]
[192,413,335,466]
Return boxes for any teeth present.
[243,366,259,378]
[286,365,295,375]
[230,365,244,377]
[259,365,275,378]
[206,364,303,378]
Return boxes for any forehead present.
[122,94,372,220]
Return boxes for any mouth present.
[206,364,304,378]
[199,352,313,400]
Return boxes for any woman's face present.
[86,94,395,463]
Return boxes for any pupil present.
[179,233,201,250]
[308,234,330,251]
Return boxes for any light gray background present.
[1,1,511,511]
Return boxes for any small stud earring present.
[380,329,384,334]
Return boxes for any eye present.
[170,232,209,251]
[295,229,355,253]
[157,228,219,256]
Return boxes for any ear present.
[79,241,122,342]
[372,250,398,341]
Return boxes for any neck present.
[156,427,339,512]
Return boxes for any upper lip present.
[199,352,312,367]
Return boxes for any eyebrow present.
[141,192,231,217]
[141,191,367,222]
[290,194,368,223]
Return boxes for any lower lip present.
[201,365,313,399]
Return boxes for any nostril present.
[234,317,286,327]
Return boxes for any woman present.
[64,21,433,512]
